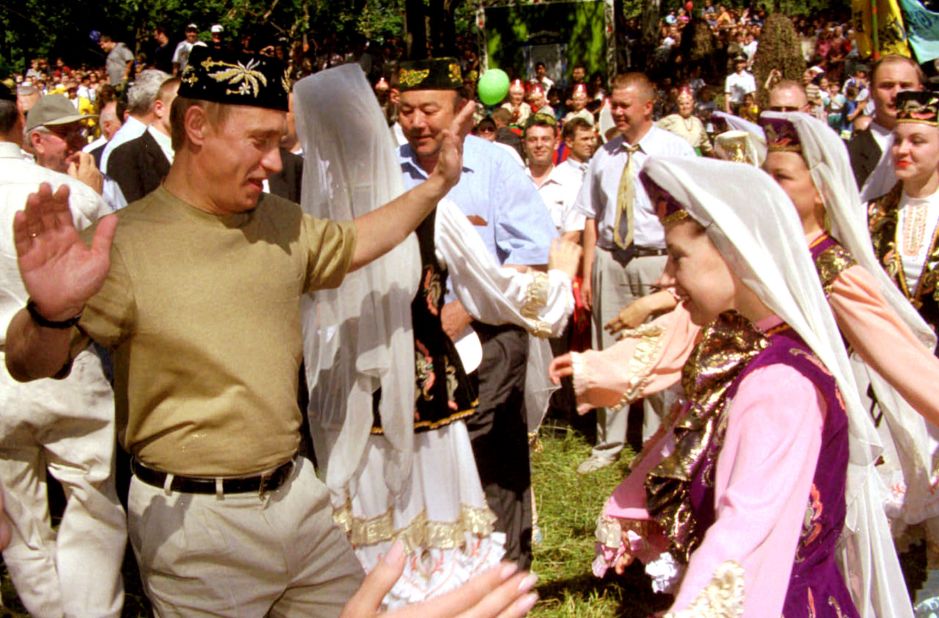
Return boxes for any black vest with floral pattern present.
[371,210,478,434]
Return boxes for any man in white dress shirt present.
[723,55,756,115]
[575,72,695,474]
[524,113,585,241]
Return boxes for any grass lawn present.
[0,424,669,617]
[530,424,671,617]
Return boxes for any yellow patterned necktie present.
[613,143,642,250]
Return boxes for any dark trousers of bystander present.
[466,322,533,569]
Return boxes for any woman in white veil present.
[294,64,577,608]
[553,156,905,616]
[565,112,939,614]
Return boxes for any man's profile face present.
[198,106,286,213]
[398,89,459,161]
[524,124,557,167]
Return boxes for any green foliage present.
[0,0,409,79]
[751,0,847,15]
[484,2,609,77]
[751,13,806,107]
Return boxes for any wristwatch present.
[26,299,82,329]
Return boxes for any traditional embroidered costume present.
[575,155,910,616]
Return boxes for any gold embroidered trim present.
[399,68,430,88]
[528,320,552,338]
[664,560,745,618]
[616,322,667,408]
[448,63,461,84]
[369,400,479,435]
[201,58,268,97]
[662,209,690,228]
[521,272,549,320]
[333,503,497,551]
[646,312,769,564]
[814,243,857,297]
[520,272,552,338]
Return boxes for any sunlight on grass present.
[530,424,668,618]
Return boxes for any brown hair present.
[170,96,230,151]
[562,116,593,141]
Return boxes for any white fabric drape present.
[772,112,939,533]
[711,110,767,165]
[295,64,421,499]
[644,156,912,618]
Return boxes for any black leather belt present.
[606,245,668,266]
[131,457,295,496]
[634,247,668,257]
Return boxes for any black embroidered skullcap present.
[396,57,462,92]
[178,46,289,112]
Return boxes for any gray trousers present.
[590,248,668,459]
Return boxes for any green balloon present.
[477,69,510,106]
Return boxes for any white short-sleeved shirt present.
[529,159,587,234]
[575,126,696,250]
[724,71,756,104]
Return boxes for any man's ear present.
[184,104,209,146]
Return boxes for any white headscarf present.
[711,110,767,164]
[762,111,935,349]
[766,112,938,530]
[296,64,421,499]
[644,155,912,618]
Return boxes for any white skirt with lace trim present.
[330,420,506,609]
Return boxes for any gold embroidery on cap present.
[399,68,430,88]
[448,63,461,84]
[202,58,268,98]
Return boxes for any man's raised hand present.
[13,183,117,321]
[433,100,477,191]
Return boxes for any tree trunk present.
[404,0,428,59]
[613,0,628,72]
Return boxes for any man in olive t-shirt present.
[5,47,475,616]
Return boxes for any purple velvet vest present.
[688,324,859,618]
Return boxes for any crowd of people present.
[2,6,939,618]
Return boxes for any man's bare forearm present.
[5,309,74,382]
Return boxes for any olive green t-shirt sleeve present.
[302,215,357,292]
